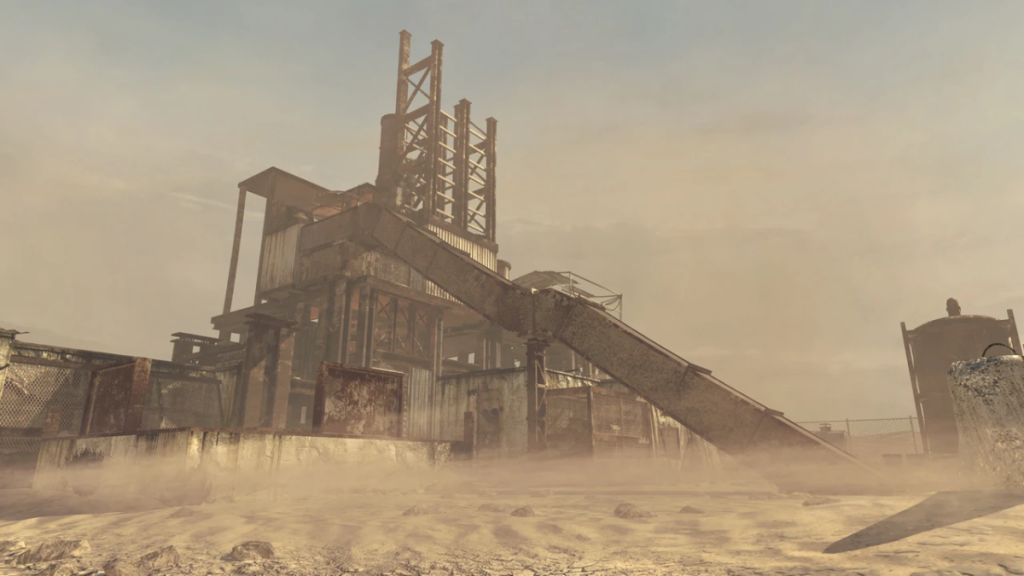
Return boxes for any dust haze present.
[4,2,1024,575]
[4,2,1024,421]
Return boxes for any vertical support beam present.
[463,410,476,459]
[122,358,151,435]
[425,39,444,220]
[363,289,378,368]
[221,187,247,338]
[431,309,444,437]
[453,99,470,230]
[322,281,344,364]
[0,329,16,403]
[238,314,295,428]
[586,386,596,458]
[1008,309,1022,355]
[901,322,929,454]
[396,30,412,115]
[353,286,371,368]
[269,322,297,430]
[484,116,498,243]
[339,286,354,365]
[525,338,549,453]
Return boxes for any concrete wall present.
[33,428,459,501]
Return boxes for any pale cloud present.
[3,0,1024,422]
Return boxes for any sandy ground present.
[1,459,1023,576]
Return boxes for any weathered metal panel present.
[141,376,224,430]
[436,368,528,453]
[85,363,137,436]
[312,363,403,437]
[344,203,889,493]
[258,224,301,293]
[426,224,497,302]
[405,366,434,439]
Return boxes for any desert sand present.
[1,457,1023,576]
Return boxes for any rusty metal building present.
[0,31,893,495]
[901,298,1022,455]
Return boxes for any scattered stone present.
[402,504,444,516]
[229,541,276,562]
[14,541,91,566]
[802,496,840,507]
[478,503,507,513]
[32,564,78,576]
[440,493,458,500]
[510,506,536,517]
[103,558,143,576]
[614,503,655,519]
[951,568,1002,576]
[139,546,180,571]
[529,489,553,498]
[678,506,705,514]
[749,492,786,500]
[169,507,202,519]
[1001,563,1024,575]
[0,540,26,555]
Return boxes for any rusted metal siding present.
[436,368,528,453]
[405,366,434,439]
[84,362,139,436]
[362,250,426,292]
[312,363,404,437]
[258,224,301,294]
[425,224,497,303]
[434,376,472,441]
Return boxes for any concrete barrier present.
[33,428,462,502]
[948,355,1024,489]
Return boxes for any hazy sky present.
[3,1,1024,421]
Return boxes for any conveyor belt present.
[300,204,890,494]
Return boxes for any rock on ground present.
[230,541,276,561]
[31,563,77,576]
[802,496,840,507]
[102,545,179,576]
[403,504,444,517]
[139,545,180,570]
[749,492,787,500]
[478,503,507,513]
[169,507,202,519]
[614,503,655,519]
[103,558,144,576]
[13,541,91,565]
[511,506,536,517]
[678,506,705,514]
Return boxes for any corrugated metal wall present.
[425,225,497,303]
[258,224,301,293]
[404,366,434,439]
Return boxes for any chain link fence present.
[141,376,225,430]
[797,417,923,466]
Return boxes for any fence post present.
[909,415,919,453]
[463,410,476,460]
[586,386,596,458]
[845,419,854,455]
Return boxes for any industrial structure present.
[0,32,890,495]
[901,298,1021,455]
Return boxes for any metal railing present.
[797,417,923,464]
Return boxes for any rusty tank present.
[901,298,1022,455]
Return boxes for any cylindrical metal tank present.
[901,298,1021,455]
